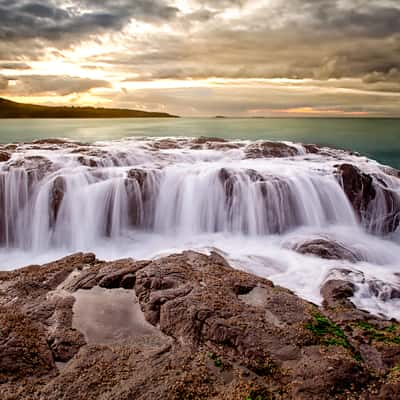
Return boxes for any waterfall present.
[0,163,361,250]
[0,138,398,251]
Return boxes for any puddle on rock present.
[72,286,160,344]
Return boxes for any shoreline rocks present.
[0,252,399,399]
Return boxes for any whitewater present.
[0,137,399,320]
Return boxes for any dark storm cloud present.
[0,0,179,41]
[295,0,400,38]
[77,0,400,87]
[0,75,111,96]
[0,0,399,115]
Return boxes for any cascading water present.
[1,137,400,319]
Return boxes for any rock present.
[120,273,136,289]
[46,296,86,362]
[303,144,321,154]
[289,346,367,399]
[32,138,74,146]
[127,168,148,187]
[50,176,66,224]
[125,169,159,227]
[245,141,300,158]
[192,137,227,145]
[190,137,240,150]
[62,259,147,292]
[293,238,362,262]
[0,251,399,399]
[152,138,179,150]
[337,164,376,216]
[77,155,98,167]
[321,279,356,308]
[0,306,55,383]
[336,164,400,234]
[0,151,10,162]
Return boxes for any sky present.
[0,0,399,117]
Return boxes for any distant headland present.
[0,97,178,119]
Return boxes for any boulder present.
[337,164,376,216]
[293,238,362,262]
[320,279,356,308]
[50,176,66,224]
[245,141,300,158]
[336,163,400,234]
[0,151,10,162]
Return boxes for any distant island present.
[0,97,178,119]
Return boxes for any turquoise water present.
[1,118,399,168]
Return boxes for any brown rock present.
[0,251,399,399]
[0,150,10,162]
[337,163,376,214]
[50,176,66,224]
[293,238,362,262]
[0,306,55,383]
[245,141,299,158]
[321,279,356,308]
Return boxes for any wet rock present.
[293,238,362,262]
[218,168,268,201]
[127,168,148,188]
[191,137,240,150]
[77,155,98,167]
[152,138,179,150]
[380,166,400,179]
[0,151,10,162]
[368,280,400,301]
[370,177,400,234]
[192,137,227,145]
[321,279,356,308]
[303,144,321,154]
[72,286,161,345]
[50,176,66,224]
[32,138,75,146]
[337,163,376,216]
[245,141,300,158]
[335,164,400,234]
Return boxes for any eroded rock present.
[0,307,55,383]
[245,141,300,158]
[293,238,362,262]
[0,251,399,399]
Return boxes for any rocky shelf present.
[0,251,399,400]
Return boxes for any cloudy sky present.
[0,0,399,116]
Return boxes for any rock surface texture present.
[0,252,399,400]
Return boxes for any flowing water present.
[1,134,400,320]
